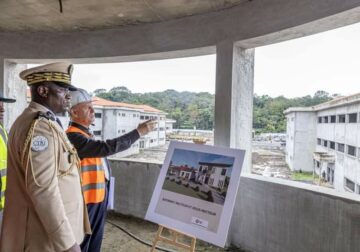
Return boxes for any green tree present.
[93,88,107,95]
[95,86,334,132]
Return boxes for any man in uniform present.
[0,93,16,233]
[66,88,155,252]
[0,63,91,252]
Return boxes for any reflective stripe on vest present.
[0,125,8,210]
[66,126,106,204]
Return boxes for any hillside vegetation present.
[94,87,336,133]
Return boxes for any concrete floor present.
[102,213,247,252]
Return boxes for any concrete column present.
[229,46,254,246]
[1,59,27,130]
[214,41,233,147]
[230,46,254,174]
[214,41,254,173]
[214,42,255,246]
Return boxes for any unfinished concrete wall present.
[293,112,317,172]
[233,174,360,252]
[285,112,296,170]
[108,159,360,252]
[108,159,161,217]
[0,60,27,130]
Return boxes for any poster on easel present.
[145,141,245,247]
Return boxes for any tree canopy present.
[95,87,335,132]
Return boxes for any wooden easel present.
[150,225,196,252]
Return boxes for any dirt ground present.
[251,144,292,180]
[102,213,247,252]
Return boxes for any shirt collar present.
[69,121,91,134]
[29,101,55,116]
[29,101,58,121]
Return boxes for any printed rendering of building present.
[168,165,195,181]
[284,93,360,194]
[168,161,231,190]
[179,167,195,180]
[197,162,231,190]
[196,164,210,184]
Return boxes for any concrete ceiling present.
[0,0,250,32]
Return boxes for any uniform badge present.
[31,135,49,152]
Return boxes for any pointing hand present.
[136,119,156,136]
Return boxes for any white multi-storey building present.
[284,93,360,194]
[86,96,169,158]
[165,119,176,134]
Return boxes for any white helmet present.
[70,88,92,108]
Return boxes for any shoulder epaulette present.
[36,111,56,121]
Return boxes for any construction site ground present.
[125,141,293,181]
[251,141,292,180]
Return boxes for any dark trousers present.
[81,183,109,252]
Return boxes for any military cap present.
[70,88,92,108]
[19,62,77,91]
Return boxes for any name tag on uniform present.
[31,135,49,152]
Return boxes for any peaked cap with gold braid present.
[20,62,77,91]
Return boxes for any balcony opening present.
[253,21,360,197]
[54,55,216,161]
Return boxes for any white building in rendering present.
[197,161,231,190]
[285,93,360,194]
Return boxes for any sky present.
[72,55,216,94]
[68,21,360,98]
[254,22,360,98]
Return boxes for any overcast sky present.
[72,55,216,94]
[71,21,360,98]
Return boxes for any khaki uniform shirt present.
[0,102,91,252]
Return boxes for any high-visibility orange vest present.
[66,126,106,204]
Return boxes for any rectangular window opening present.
[322,140,328,148]
[338,114,346,123]
[337,143,345,153]
[345,178,355,192]
[93,130,102,136]
[330,115,336,123]
[347,145,356,157]
[317,138,321,145]
[330,141,335,150]
[348,113,357,123]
